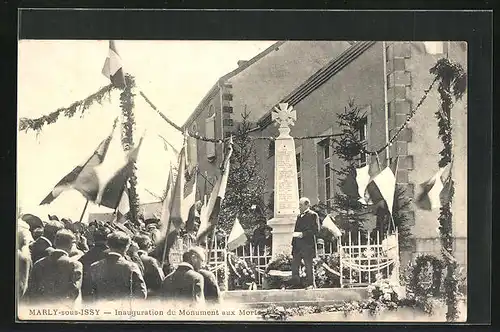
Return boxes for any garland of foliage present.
[18,84,116,133]
[119,74,141,223]
[429,58,466,322]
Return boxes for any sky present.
[17,40,276,221]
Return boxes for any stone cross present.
[272,103,296,136]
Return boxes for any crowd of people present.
[17,214,221,307]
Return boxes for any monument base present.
[267,216,296,259]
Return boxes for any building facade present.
[183,41,467,268]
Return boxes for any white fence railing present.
[339,229,399,288]
[169,229,399,290]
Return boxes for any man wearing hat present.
[161,246,205,304]
[26,229,83,304]
[145,219,161,247]
[80,226,111,302]
[30,219,64,264]
[134,234,164,296]
[89,231,147,302]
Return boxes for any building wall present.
[228,41,353,123]
[189,41,468,270]
[254,42,386,211]
[386,41,467,267]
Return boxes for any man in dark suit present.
[25,229,83,305]
[198,268,220,304]
[89,231,147,302]
[291,197,320,289]
[134,234,164,296]
[161,247,205,304]
[29,220,64,264]
[80,226,111,302]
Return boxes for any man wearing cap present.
[146,221,161,247]
[29,219,64,264]
[79,226,111,302]
[291,197,320,289]
[25,229,83,304]
[161,246,205,304]
[134,234,164,297]
[89,231,147,302]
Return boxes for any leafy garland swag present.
[120,74,141,223]
[18,84,116,132]
[429,58,466,322]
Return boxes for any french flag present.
[102,40,126,89]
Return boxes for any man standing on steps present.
[291,197,320,289]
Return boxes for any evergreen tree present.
[330,100,412,247]
[330,100,371,239]
[218,109,268,237]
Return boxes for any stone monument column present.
[267,103,300,259]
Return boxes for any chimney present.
[237,60,248,67]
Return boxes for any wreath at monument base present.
[263,254,343,289]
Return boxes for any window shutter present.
[205,115,216,160]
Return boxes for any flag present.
[102,40,126,89]
[340,158,379,204]
[423,41,444,55]
[159,144,197,264]
[321,214,343,239]
[158,163,174,236]
[227,217,247,251]
[73,135,144,209]
[364,158,398,215]
[415,164,452,210]
[40,119,117,205]
[168,145,197,232]
[196,137,234,244]
[115,185,130,223]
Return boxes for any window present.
[205,114,216,162]
[223,106,233,113]
[223,119,234,126]
[268,140,275,158]
[358,117,368,167]
[222,93,233,101]
[319,139,333,207]
[296,152,302,198]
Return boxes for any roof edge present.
[257,41,377,128]
[181,41,286,129]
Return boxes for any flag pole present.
[79,200,90,223]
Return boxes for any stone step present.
[222,288,369,308]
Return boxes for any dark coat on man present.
[29,236,53,264]
[138,250,164,294]
[89,252,147,302]
[79,244,109,301]
[291,209,321,257]
[161,262,204,304]
[198,269,220,304]
[291,209,320,288]
[25,249,83,304]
